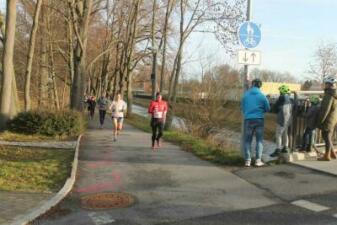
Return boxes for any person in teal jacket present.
[241,79,270,167]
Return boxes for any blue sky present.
[185,0,337,81]
[0,0,4,12]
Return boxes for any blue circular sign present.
[238,22,261,49]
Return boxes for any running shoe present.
[255,159,264,167]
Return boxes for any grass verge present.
[126,114,244,166]
[0,146,74,193]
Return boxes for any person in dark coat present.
[270,85,293,157]
[86,96,96,120]
[301,95,320,152]
[317,76,337,161]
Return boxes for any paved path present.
[34,116,278,225]
[0,191,53,225]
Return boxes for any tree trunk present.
[38,3,49,107]
[39,36,48,107]
[24,0,43,111]
[0,0,17,128]
[49,35,60,110]
[121,0,141,106]
[67,7,75,84]
[160,0,173,92]
[61,76,68,109]
[166,0,185,130]
[127,71,133,116]
[70,0,93,110]
[10,71,19,116]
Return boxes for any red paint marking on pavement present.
[86,161,111,169]
[112,172,121,184]
[77,182,115,193]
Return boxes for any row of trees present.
[0,0,246,129]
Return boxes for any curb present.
[10,135,82,225]
[290,161,337,178]
[0,140,77,149]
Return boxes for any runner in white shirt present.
[109,93,127,141]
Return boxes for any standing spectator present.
[148,92,168,150]
[97,92,110,128]
[317,76,337,161]
[300,95,320,152]
[241,79,270,167]
[270,85,293,157]
[109,93,127,141]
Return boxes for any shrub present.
[8,111,44,134]
[8,111,87,137]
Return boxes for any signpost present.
[238,49,261,65]
[238,21,261,49]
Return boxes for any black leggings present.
[89,108,95,119]
[322,130,335,152]
[151,118,164,145]
[99,110,106,125]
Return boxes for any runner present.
[97,92,110,129]
[148,92,168,150]
[109,93,127,141]
[86,96,96,120]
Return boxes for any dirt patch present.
[80,192,136,210]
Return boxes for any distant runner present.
[109,93,127,141]
[97,92,110,128]
[148,92,168,150]
[86,96,96,120]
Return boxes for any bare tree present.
[69,0,93,110]
[161,0,245,129]
[159,0,174,92]
[250,68,297,83]
[308,42,337,83]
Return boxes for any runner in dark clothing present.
[86,96,96,120]
[97,93,109,128]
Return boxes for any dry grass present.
[0,146,74,192]
[133,97,277,141]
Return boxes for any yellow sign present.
[260,82,301,95]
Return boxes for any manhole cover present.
[80,192,135,210]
